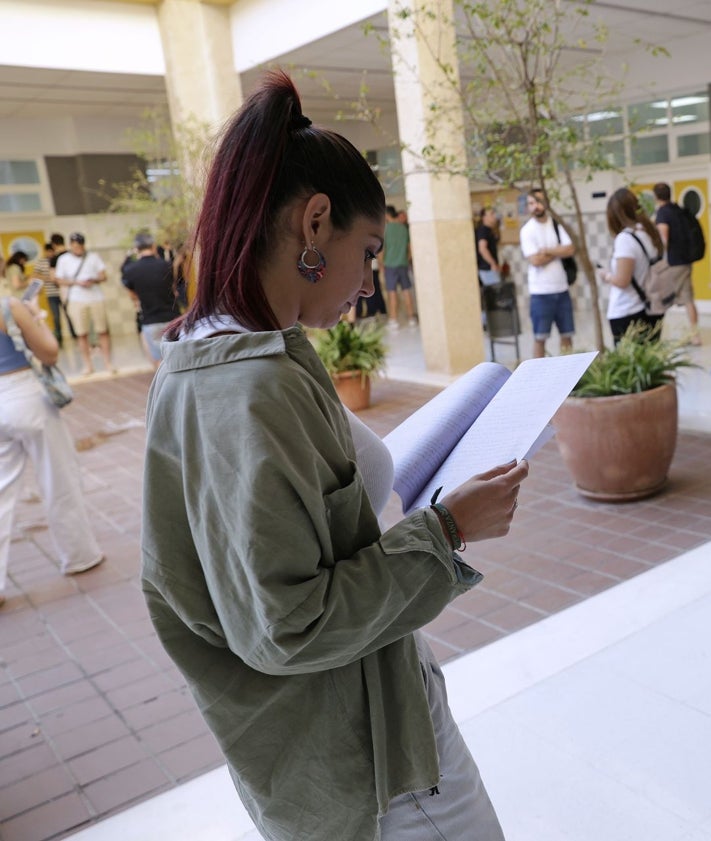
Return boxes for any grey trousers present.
[379,638,505,841]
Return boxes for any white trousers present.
[0,369,101,591]
[379,636,505,841]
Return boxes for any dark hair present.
[171,70,385,336]
[50,233,65,246]
[528,188,546,204]
[653,182,671,202]
[606,187,663,254]
[385,205,397,218]
[477,206,496,226]
[7,250,28,267]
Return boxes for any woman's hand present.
[8,297,59,366]
[440,459,529,544]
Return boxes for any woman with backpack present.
[599,187,665,344]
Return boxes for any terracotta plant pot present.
[332,371,371,411]
[552,382,678,502]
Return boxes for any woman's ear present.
[301,193,332,245]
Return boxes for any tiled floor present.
[64,540,711,841]
[1,317,710,840]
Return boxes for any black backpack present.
[677,204,705,263]
[551,219,578,285]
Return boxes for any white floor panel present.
[68,541,711,841]
[464,710,698,841]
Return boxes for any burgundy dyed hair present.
[167,70,385,336]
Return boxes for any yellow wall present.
[634,180,710,302]
[675,179,710,302]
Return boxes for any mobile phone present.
[22,279,44,301]
[595,262,603,269]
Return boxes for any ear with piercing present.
[297,242,326,283]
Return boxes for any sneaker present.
[407,318,418,327]
[64,554,105,576]
[387,320,400,330]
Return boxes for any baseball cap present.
[69,232,85,245]
[134,232,155,250]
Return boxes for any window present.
[0,160,40,185]
[630,135,669,166]
[627,99,669,130]
[0,194,42,212]
[600,139,625,168]
[671,92,708,126]
[677,132,710,157]
[586,109,623,138]
[0,159,43,214]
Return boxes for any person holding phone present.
[0,272,104,607]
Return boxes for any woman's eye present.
[365,249,376,262]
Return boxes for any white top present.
[606,225,658,319]
[55,251,106,304]
[519,216,571,294]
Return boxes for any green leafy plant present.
[312,320,387,382]
[360,0,667,353]
[103,108,213,248]
[571,323,697,397]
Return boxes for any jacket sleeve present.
[145,361,481,676]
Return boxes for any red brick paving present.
[1,372,710,839]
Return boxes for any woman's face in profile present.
[299,214,385,329]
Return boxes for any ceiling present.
[1,1,711,122]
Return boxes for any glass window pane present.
[0,192,42,212]
[671,91,708,125]
[630,134,669,165]
[0,160,40,185]
[677,132,710,157]
[586,109,623,138]
[375,147,403,186]
[600,139,625,167]
[628,99,669,130]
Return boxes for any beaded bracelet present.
[429,487,466,552]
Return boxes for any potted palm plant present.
[312,319,387,411]
[553,324,697,501]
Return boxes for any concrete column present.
[388,0,484,374]
[157,0,242,129]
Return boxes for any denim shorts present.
[479,269,501,287]
[384,265,412,292]
[529,291,575,340]
[141,322,168,362]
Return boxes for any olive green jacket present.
[141,327,482,841]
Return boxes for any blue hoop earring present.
[297,243,326,283]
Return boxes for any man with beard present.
[519,189,576,357]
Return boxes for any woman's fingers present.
[442,460,529,544]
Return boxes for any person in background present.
[0,270,104,607]
[34,242,62,345]
[121,232,179,369]
[383,204,417,329]
[171,243,190,311]
[141,70,528,841]
[653,182,701,345]
[54,233,113,376]
[519,189,576,358]
[4,251,29,298]
[599,187,664,344]
[48,233,78,343]
[476,207,502,287]
[157,240,175,263]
